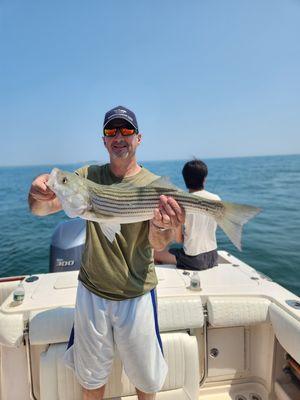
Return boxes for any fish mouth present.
[46,168,59,191]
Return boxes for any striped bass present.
[47,168,261,250]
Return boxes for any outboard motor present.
[49,218,86,272]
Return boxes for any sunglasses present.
[103,127,137,137]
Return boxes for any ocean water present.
[0,154,299,296]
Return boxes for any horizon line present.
[0,152,299,169]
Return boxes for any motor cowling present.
[49,219,86,273]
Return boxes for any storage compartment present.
[207,326,247,380]
[273,340,300,400]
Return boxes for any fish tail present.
[216,202,261,250]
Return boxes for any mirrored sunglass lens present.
[120,128,135,135]
[104,129,116,136]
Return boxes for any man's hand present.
[151,195,185,230]
[149,195,185,251]
[28,174,61,216]
[29,174,56,201]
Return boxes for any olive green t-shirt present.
[76,164,159,301]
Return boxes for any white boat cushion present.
[158,297,204,331]
[207,297,270,327]
[0,281,24,347]
[29,297,204,345]
[39,332,199,400]
[0,312,24,347]
[269,303,300,364]
[29,307,74,345]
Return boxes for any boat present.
[0,219,299,400]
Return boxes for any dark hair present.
[182,159,208,190]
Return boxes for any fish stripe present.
[91,193,221,210]
[91,196,222,218]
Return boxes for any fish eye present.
[62,177,68,184]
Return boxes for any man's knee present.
[82,384,106,400]
[136,387,156,400]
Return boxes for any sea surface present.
[0,154,299,296]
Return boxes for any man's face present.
[102,119,141,160]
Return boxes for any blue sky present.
[1,0,299,166]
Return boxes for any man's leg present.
[64,283,114,398]
[136,387,156,399]
[82,385,105,400]
[82,382,155,399]
[114,292,168,397]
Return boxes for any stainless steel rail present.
[24,323,38,400]
[199,306,208,386]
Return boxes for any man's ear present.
[137,133,142,144]
[102,137,107,146]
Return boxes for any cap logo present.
[104,106,138,131]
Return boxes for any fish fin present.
[99,222,121,243]
[102,181,148,191]
[63,210,78,219]
[106,176,180,192]
[146,176,182,191]
[217,202,261,251]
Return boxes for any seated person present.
[155,159,220,270]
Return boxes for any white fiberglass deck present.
[0,251,299,400]
[1,252,299,322]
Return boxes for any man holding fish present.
[28,106,185,400]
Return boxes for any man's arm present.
[28,174,62,216]
[149,195,185,251]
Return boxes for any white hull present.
[0,251,299,400]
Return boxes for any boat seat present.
[0,281,24,347]
[269,303,300,364]
[207,297,270,327]
[30,297,203,399]
[0,312,24,347]
[29,297,204,345]
[39,332,200,400]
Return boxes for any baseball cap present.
[103,106,139,131]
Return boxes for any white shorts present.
[64,282,168,393]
